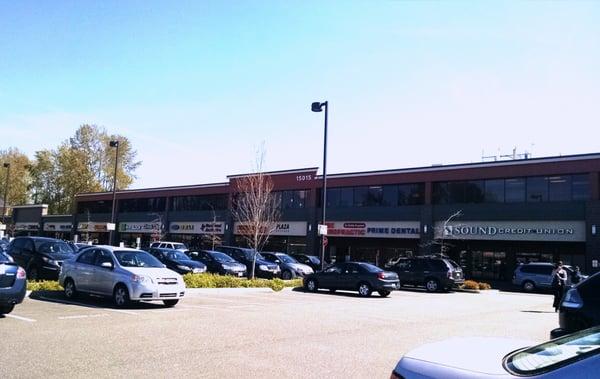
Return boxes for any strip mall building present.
[10,153,600,281]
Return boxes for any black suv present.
[389,256,464,292]
[6,237,76,280]
[551,271,600,338]
[215,246,280,279]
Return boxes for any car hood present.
[256,259,277,267]
[397,337,533,376]
[222,262,246,269]
[172,259,205,269]
[289,263,313,272]
[123,267,182,279]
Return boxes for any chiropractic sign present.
[435,221,586,242]
[169,221,225,235]
[325,221,421,239]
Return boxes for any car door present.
[199,252,217,272]
[73,249,97,292]
[319,264,343,289]
[90,248,116,295]
[21,238,36,269]
[7,238,25,267]
[340,263,361,290]
[393,259,411,283]
[411,259,429,286]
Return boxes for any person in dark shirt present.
[571,266,583,285]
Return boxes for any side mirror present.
[101,261,113,269]
[275,259,281,263]
[162,264,167,268]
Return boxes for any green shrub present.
[183,273,301,292]
[27,280,63,292]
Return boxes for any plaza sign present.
[234,222,307,236]
[325,221,421,239]
[435,221,586,242]
[43,223,73,232]
[170,221,225,235]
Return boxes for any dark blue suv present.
[1,251,27,315]
[215,246,280,279]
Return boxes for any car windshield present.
[173,243,187,250]
[505,326,600,375]
[114,250,163,268]
[212,252,235,263]
[244,251,263,260]
[276,254,298,264]
[359,263,383,273]
[165,251,190,261]
[35,241,75,255]
[308,256,321,264]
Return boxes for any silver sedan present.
[59,246,186,307]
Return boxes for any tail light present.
[378,272,386,279]
[17,267,26,279]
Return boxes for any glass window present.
[325,264,342,274]
[527,176,548,202]
[448,182,466,203]
[77,249,96,265]
[326,188,340,208]
[407,183,425,205]
[572,174,590,201]
[367,186,383,206]
[432,182,449,204]
[282,190,307,209]
[548,175,571,202]
[114,250,163,268]
[382,185,398,206]
[94,250,114,266]
[353,187,368,207]
[505,178,526,203]
[484,179,504,203]
[170,195,228,212]
[119,197,166,213]
[465,181,484,203]
[77,200,112,214]
[339,188,354,207]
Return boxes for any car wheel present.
[358,283,372,297]
[163,300,179,307]
[28,266,39,281]
[64,278,77,299]
[0,304,15,315]
[282,270,293,280]
[522,280,536,292]
[378,290,391,297]
[305,279,318,292]
[113,285,130,308]
[425,278,440,292]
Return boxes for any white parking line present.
[5,314,37,323]
[37,296,139,316]
[58,314,110,320]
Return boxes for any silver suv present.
[59,246,186,307]
[149,241,188,252]
[512,262,575,292]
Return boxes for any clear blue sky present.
[1,1,599,188]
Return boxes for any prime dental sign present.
[435,221,585,242]
[326,221,421,239]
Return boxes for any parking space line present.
[37,296,139,316]
[58,314,110,320]
[5,314,37,323]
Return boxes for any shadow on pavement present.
[29,290,167,310]
[521,310,555,314]
[292,286,402,299]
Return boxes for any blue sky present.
[1,1,599,188]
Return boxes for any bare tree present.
[202,203,222,250]
[149,212,167,244]
[231,150,280,279]
[420,210,463,255]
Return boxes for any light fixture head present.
[311,102,323,112]
[109,140,119,147]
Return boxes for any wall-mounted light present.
[225,224,229,231]
[423,225,428,234]
[308,224,312,232]
[593,225,597,236]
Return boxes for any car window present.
[12,238,26,249]
[278,254,297,264]
[114,250,163,268]
[77,249,96,265]
[410,259,428,272]
[37,241,74,255]
[212,252,235,263]
[505,326,600,375]
[94,249,114,266]
[173,243,186,250]
[395,260,410,270]
[262,253,275,262]
[325,264,343,274]
[429,260,449,271]
[24,239,35,252]
[165,251,189,261]
[358,263,383,273]
[343,264,360,274]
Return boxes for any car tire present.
[28,266,39,281]
[522,280,536,292]
[378,290,391,297]
[425,278,440,292]
[282,270,293,280]
[113,285,130,308]
[305,279,318,292]
[0,304,15,315]
[64,278,78,299]
[358,282,372,297]
[163,300,179,307]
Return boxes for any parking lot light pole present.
[109,140,119,246]
[311,101,328,270]
[2,163,10,225]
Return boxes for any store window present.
[282,190,307,209]
[382,185,398,206]
[366,186,383,206]
[339,188,354,207]
[77,200,112,214]
[527,176,548,202]
[484,179,504,203]
[465,181,485,203]
[572,174,590,201]
[548,176,571,202]
[432,182,449,204]
[119,197,166,213]
[326,188,340,208]
[170,194,228,211]
[400,183,425,205]
[505,178,526,203]
[353,187,368,207]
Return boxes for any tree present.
[422,210,463,255]
[0,148,32,211]
[231,151,280,279]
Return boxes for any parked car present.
[303,262,399,297]
[0,239,9,253]
[261,252,313,280]
[512,262,582,292]
[149,241,189,252]
[215,246,280,279]
[1,250,13,263]
[0,252,27,315]
[59,246,186,307]
[6,237,76,280]
[72,242,94,252]
[147,248,207,275]
[189,250,247,277]
[290,254,321,272]
[551,271,600,338]
[389,255,464,292]
[390,326,600,378]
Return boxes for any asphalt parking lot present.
[0,287,557,378]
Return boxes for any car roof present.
[91,245,148,252]
[14,236,62,242]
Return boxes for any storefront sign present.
[234,222,307,236]
[15,222,40,231]
[169,221,225,235]
[325,221,421,239]
[118,222,162,234]
[43,223,73,232]
[435,221,586,242]
[77,222,110,233]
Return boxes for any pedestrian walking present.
[552,261,568,312]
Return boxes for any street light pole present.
[312,101,328,270]
[2,163,10,225]
[109,140,120,246]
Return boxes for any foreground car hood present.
[396,337,533,377]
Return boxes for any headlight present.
[42,256,59,266]
[177,265,191,271]
[131,274,152,283]
[259,264,268,271]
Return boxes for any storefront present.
[234,221,309,254]
[435,220,587,280]
[42,222,73,240]
[118,222,163,248]
[168,221,225,251]
[77,222,112,244]
[324,221,421,266]
[14,222,40,237]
